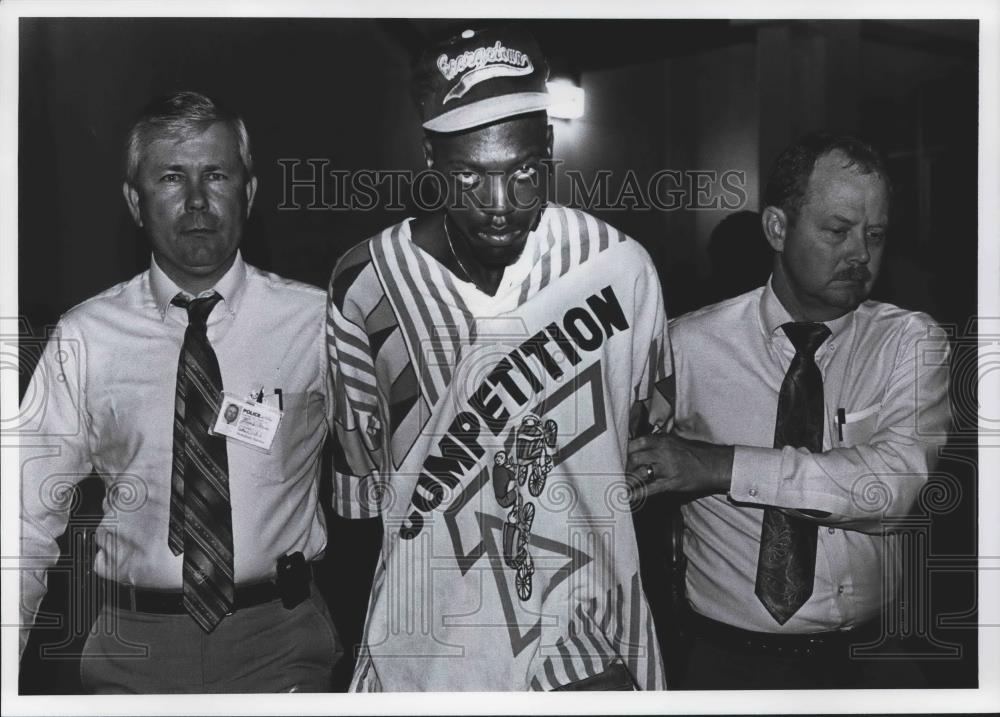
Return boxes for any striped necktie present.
[754,321,831,625]
[168,292,235,632]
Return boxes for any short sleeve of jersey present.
[327,246,383,519]
[629,251,674,434]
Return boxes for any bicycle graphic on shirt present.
[491,414,558,601]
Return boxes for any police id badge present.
[211,391,283,451]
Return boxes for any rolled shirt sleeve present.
[729,317,951,533]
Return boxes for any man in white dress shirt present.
[20,91,340,692]
[627,131,951,688]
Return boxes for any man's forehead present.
[803,151,889,213]
[431,116,548,162]
[143,122,240,165]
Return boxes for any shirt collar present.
[758,275,854,342]
[149,251,248,321]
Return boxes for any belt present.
[105,563,320,615]
[684,608,880,658]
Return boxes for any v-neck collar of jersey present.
[399,210,553,313]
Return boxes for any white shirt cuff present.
[729,445,783,505]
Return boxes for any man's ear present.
[545,124,554,159]
[761,205,787,253]
[123,182,143,227]
[245,175,258,218]
[422,137,435,169]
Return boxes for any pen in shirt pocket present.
[258,388,284,411]
[836,408,846,441]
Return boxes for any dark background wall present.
[18,17,980,692]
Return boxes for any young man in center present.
[327,26,671,691]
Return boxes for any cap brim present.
[423,92,550,133]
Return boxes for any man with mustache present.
[627,131,952,689]
[20,91,340,692]
[327,26,669,690]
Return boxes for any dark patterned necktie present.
[168,293,234,632]
[754,321,831,625]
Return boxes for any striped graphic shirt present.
[327,206,671,691]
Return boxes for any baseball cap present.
[413,26,550,133]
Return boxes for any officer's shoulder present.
[669,287,763,334]
[247,263,325,309]
[854,299,945,343]
[59,272,145,326]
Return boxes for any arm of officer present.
[19,319,94,658]
[628,317,951,533]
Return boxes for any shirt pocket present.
[838,403,880,446]
[250,391,317,485]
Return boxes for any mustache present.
[833,265,872,282]
[178,216,221,232]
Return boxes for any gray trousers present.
[80,589,342,693]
